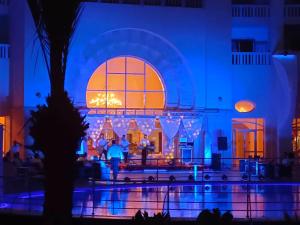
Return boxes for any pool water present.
[1,183,300,220]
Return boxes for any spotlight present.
[204,174,210,180]
[124,177,131,182]
[148,176,155,182]
[188,175,194,181]
[169,175,176,182]
[242,174,248,181]
[205,185,210,191]
[222,174,228,181]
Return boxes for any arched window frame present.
[86,56,165,110]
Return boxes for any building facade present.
[0,0,300,168]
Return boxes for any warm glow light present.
[235,100,256,113]
[89,93,122,107]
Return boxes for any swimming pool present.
[1,182,300,220]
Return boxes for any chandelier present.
[89,93,122,107]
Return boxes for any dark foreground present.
[1,214,300,225]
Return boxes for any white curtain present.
[111,117,131,137]
[160,117,181,148]
[136,118,156,135]
[182,117,203,140]
[85,116,106,143]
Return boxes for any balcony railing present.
[0,44,9,59]
[232,5,270,17]
[232,52,271,65]
[85,0,202,8]
[0,0,9,5]
[285,5,300,17]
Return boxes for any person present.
[107,140,123,181]
[139,134,150,166]
[97,134,108,160]
[30,152,44,172]
[25,148,35,161]
[11,141,21,154]
[5,141,21,162]
[119,134,130,163]
[77,137,88,158]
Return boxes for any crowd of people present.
[3,141,45,176]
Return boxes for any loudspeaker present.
[211,153,221,171]
[218,137,227,150]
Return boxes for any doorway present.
[232,118,265,162]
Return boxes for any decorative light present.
[235,100,256,113]
[89,93,122,107]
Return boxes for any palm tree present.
[27,1,88,224]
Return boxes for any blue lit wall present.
[22,0,233,110]
[17,0,298,160]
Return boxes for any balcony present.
[84,0,202,8]
[0,0,9,5]
[232,52,271,65]
[232,5,270,17]
[0,0,8,15]
[285,5,300,17]
[0,44,9,59]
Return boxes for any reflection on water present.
[2,184,300,219]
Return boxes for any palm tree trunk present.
[50,44,65,97]
[43,145,75,225]
[42,46,75,225]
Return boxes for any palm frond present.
[27,0,82,86]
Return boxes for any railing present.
[0,0,9,5]
[232,52,271,65]
[1,157,300,220]
[84,0,202,8]
[232,5,270,17]
[0,44,9,59]
[285,5,300,17]
[78,107,220,116]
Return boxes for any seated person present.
[30,153,44,171]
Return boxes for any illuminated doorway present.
[292,118,300,157]
[0,116,10,157]
[232,118,265,161]
[86,56,165,160]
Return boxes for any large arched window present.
[86,56,165,109]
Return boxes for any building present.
[0,0,300,169]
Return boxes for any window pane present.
[107,57,125,73]
[145,92,165,108]
[126,57,144,74]
[127,74,144,91]
[107,74,125,90]
[107,91,125,108]
[126,92,144,108]
[87,64,106,90]
[146,65,164,91]
[86,91,106,108]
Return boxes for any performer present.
[107,140,123,181]
[120,134,130,163]
[97,134,108,160]
[139,134,150,166]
